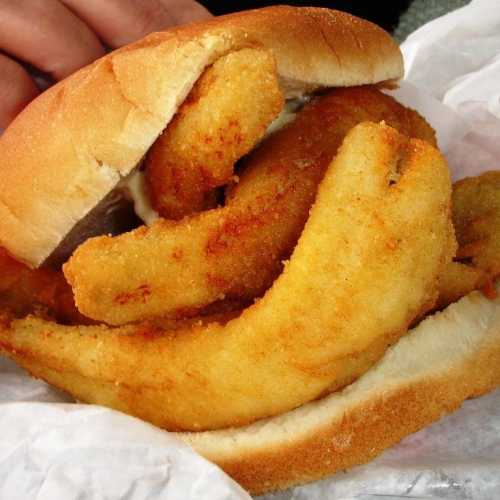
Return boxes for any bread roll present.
[0,6,402,266]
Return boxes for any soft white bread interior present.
[178,287,500,495]
[0,6,402,267]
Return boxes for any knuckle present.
[131,0,173,37]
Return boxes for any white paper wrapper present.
[0,401,250,500]
[1,0,500,498]
[393,0,500,182]
[0,357,251,499]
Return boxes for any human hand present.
[0,0,211,129]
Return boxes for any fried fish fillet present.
[65,87,437,325]
[0,248,84,324]
[145,48,284,219]
[437,170,500,308]
[453,171,500,278]
[436,261,486,309]
[1,123,454,431]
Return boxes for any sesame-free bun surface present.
[178,288,500,495]
[0,6,403,266]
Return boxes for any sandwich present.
[0,6,498,495]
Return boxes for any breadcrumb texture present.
[437,171,500,308]
[0,6,402,266]
[145,48,284,219]
[0,123,454,432]
[454,171,500,278]
[65,87,436,325]
[0,248,83,324]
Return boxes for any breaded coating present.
[1,123,454,431]
[437,171,500,307]
[436,261,486,309]
[453,171,500,278]
[145,48,284,219]
[65,87,437,325]
[0,248,85,324]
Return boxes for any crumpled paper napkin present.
[0,401,250,500]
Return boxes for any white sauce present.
[264,96,309,139]
[120,170,159,225]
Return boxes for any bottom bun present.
[177,286,500,495]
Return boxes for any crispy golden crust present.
[65,87,436,325]
[2,293,499,495]
[145,48,284,219]
[179,289,500,494]
[0,287,499,494]
[453,171,500,279]
[0,247,86,324]
[0,123,453,431]
[436,261,486,309]
[437,171,500,309]
[0,6,402,267]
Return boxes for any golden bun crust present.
[0,6,403,266]
[178,288,500,495]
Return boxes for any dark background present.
[198,1,413,34]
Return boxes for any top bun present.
[0,6,402,266]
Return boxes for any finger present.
[0,53,39,129]
[0,0,105,80]
[159,0,212,25]
[60,0,179,48]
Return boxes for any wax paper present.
[1,0,499,498]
